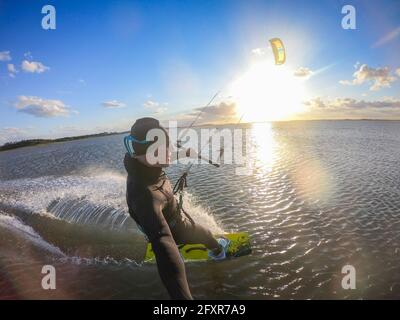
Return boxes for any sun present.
[229,59,307,122]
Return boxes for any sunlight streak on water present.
[251,122,277,172]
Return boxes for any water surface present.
[1,120,400,299]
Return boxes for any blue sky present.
[1,0,400,143]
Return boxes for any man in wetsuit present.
[124,117,229,300]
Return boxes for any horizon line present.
[1,118,400,150]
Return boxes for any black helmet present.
[130,117,169,155]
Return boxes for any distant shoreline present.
[0,131,128,152]
[1,119,399,152]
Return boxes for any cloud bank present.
[181,101,238,125]
[302,97,400,119]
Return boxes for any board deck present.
[144,232,251,262]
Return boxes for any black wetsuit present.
[124,153,219,299]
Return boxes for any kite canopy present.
[269,38,286,65]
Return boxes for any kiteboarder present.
[124,117,230,300]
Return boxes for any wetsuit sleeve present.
[137,194,193,300]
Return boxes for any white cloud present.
[251,48,268,56]
[154,107,168,115]
[143,100,160,108]
[21,60,49,73]
[143,99,169,115]
[7,64,18,78]
[396,68,400,77]
[7,63,17,73]
[179,101,238,125]
[338,80,353,86]
[15,96,71,118]
[0,51,11,61]
[102,100,126,108]
[294,67,313,78]
[339,64,397,91]
[303,97,326,109]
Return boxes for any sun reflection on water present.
[249,122,278,173]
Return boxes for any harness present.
[152,172,195,229]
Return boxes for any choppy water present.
[1,120,400,299]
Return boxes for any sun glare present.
[230,60,306,122]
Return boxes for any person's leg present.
[133,196,193,299]
[151,231,193,299]
[171,217,220,251]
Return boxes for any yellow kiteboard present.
[144,232,251,263]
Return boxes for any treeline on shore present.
[0,131,126,152]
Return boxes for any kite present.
[269,38,286,65]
